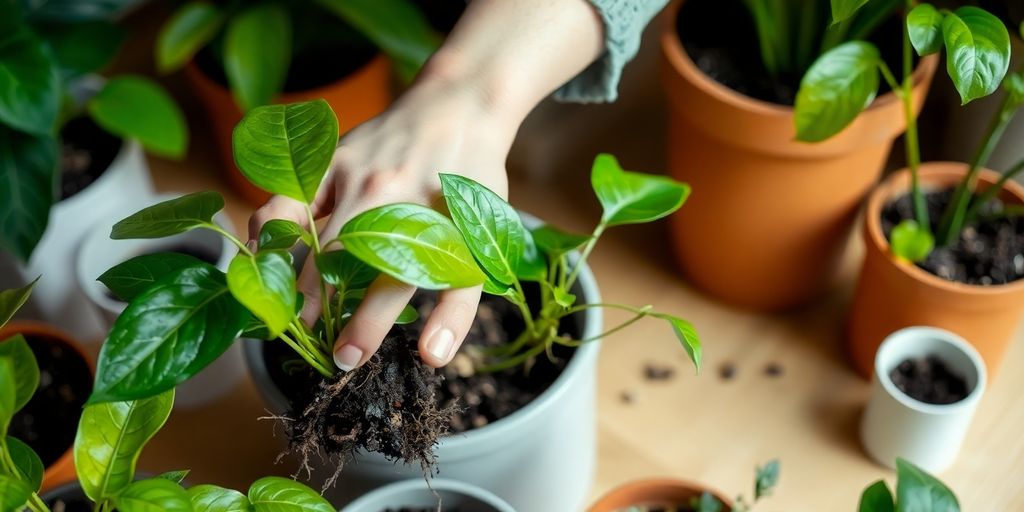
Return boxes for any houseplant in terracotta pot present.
[155,0,440,205]
[660,0,938,310]
[858,458,960,511]
[0,0,188,341]
[85,99,702,511]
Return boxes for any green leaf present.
[395,305,419,325]
[98,253,205,302]
[88,76,189,159]
[37,21,125,79]
[531,225,590,256]
[859,480,895,512]
[157,1,225,73]
[552,288,576,308]
[908,4,945,56]
[258,219,305,251]
[755,459,780,499]
[941,7,1012,105]
[591,154,690,227]
[692,492,722,512]
[339,204,487,289]
[1005,72,1024,107]
[156,470,190,484]
[0,359,15,439]
[0,278,37,329]
[189,484,253,512]
[232,100,339,203]
[315,250,378,292]
[227,251,296,338]
[831,0,868,24]
[111,191,224,240]
[516,228,547,282]
[0,474,31,512]
[482,276,514,297]
[247,476,333,512]
[224,3,291,110]
[0,335,38,413]
[440,173,525,286]
[0,22,60,135]
[91,265,248,403]
[75,391,175,501]
[795,41,881,142]
[890,220,934,263]
[0,127,57,262]
[895,458,960,512]
[651,314,702,373]
[7,437,44,491]
[114,478,191,512]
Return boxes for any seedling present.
[617,459,779,512]
[858,458,960,512]
[795,1,1024,264]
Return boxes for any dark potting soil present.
[676,0,908,105]
[60,116,121,200]
[44,486,90,512]
[881,188,1024,285]
[8,335,92,467]
[889,356,970,405]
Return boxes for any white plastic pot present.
[340,478,515,512]
[860,326,987,473]
[75,194,243,409]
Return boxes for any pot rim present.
[659,0,937,117]
[340,478,515,512]
[865,161,1024,295]
[589,478,733,511]
[874,326,987,415]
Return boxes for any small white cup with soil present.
[339,478,515,512]
[861,326,986,473]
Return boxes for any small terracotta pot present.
[848,162,1024,378]
[184,54,393,206]
[660,0,939,311]
[0,322,94,493]
[589,478,733,512]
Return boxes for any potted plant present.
[857,457,961,511]
[83,99,702,511]
[340,478,514,512]
[0,281,94,494]
[155,0,440,205]
[820,5,1024,376]
[589,459,779,512]
[660,0,938,310]
[0,0,188,342]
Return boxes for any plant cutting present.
[660,0,938,310]
[857,458,960,512]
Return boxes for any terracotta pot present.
[184,54,393,206]
[0,322,94,493]
[589,478,733,512]
[660,0,939,311]
[848,162,1024,378]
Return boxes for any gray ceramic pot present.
[340,478,514,512]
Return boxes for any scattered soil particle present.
[643,363,675,382]
[882,188,1024,285]
[890,356,970,405]
[764,363,784,378]
[719,362,736,381]
[620,390,636,404]
[59,116,121,200]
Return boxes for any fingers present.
[332,275,417,371]
[418,286,482,368]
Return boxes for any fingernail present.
[426,328,456,362]
[334,344,363,372]
[245,239,257,252]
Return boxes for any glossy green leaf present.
[795,41,880,142]
[895,458,959,512]
[0,278,37,329]
[75,391,174,501]
[258,219,305,251]
[247,476,333,512]
[552,288,576,308]
[227,251,296,338]
[0,359,15,438]
[0,335,38,413]
[831,0,868,24]
[440,173,525,285]
[37,21,124,79]
[516,228,547,282]
[114,478,191,512]
[0,22,60,135]
[338,204,487,289]
[189,484,253,512]
[0,474,31,512]
[890,220,934,263]
[395,305,419,325]
[692,492,722,512]
[1006,72,1024,107]
[232,100,338,203]
[91,265,248,403]
[482,276,513,297]
[7,436,44,491]
[156,470,190,484]
[157,1,225,73]
[941,7,1011,105]
[859,480,895,512]
[0,127,57,262]
[224,3,290,110]
[530,225,590,256]
[755,459,780,499]
[908,4,945,56]
[315,250,378,292]
[654,313,701,373]
[591,154,690,227]
[88,76,189,158]
[98,253,205,302]
[111,191,224,240]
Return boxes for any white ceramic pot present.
[860,327,987,473]
[75,193,243,409]
[245,257,602,512]
[340,478,515,512]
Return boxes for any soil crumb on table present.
[643,363,675,381]
[889,356,969,405]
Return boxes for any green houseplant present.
[857,458,960,512]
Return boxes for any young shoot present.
[858,458,959,512]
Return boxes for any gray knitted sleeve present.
[553,0,668,103]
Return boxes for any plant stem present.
[565,221,606,289]
[204,223,251,256]
[304,205,335,342]
[560,302,652,317]
[878,61,901,94]
[557,306,652,346]
[900,7,928,232]
[280,329,333,377]
[964,158,1024,222]
[477,342,547,373]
